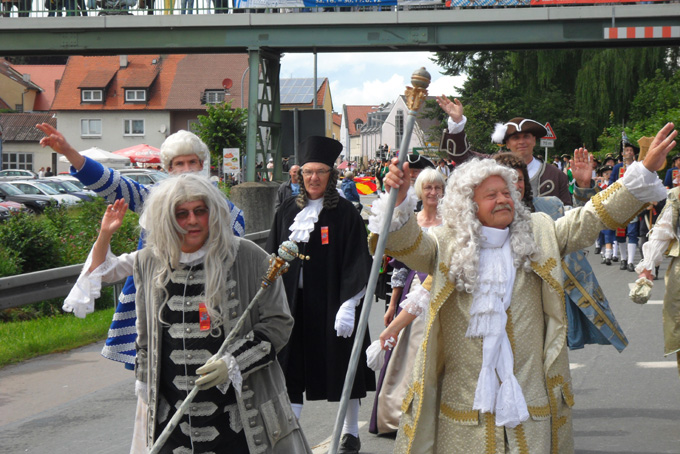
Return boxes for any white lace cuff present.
[62,248,134,318]
[399,284,431,318]
[447,115,467,134]
[217,352,242,396]
[619,161,667,203]
[368,187,417,234]
[390,267,409,288]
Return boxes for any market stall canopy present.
[59,147,131,169]
[113,143,161,164]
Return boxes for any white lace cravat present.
[467,226,529,428]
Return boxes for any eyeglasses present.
[422,185,443,193]
[175,207,209,220]
[301,168,331,177]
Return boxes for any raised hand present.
[643,123,677,172]
[36,123,85,169]
[569,148,594,188]
[100,199,129,239]
[436,96,464,123]
[383,158,411,207]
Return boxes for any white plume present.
[491,123,507,144]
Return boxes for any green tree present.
[192,101,248,168]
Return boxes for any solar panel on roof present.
[280,77,326,105]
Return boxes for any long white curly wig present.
[439,158,541,292]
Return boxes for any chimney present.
[120,55,128,68]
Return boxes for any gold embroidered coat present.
[383,181,646,454]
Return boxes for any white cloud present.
[281,51,467,111]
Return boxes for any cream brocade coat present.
[384,181,646,454]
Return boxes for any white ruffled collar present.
[288,198,324,243]
[480,226,509,249]
[180,244,208,266]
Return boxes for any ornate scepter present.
[149,241,308,454]
[328,67,431,454]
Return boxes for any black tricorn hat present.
[620,140,640,154]
[298,136,343,168]
[492,117,548,144]
[407,154,435,170]
[597,164,613,176]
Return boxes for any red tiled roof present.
[12,64,66,111]
[52,54,249,112]
[165,54,249,110]
[333,112,342,127]
[0,113,56,141]
[78,69,117,88]
[345,105,378,136]
[0,58,42,92]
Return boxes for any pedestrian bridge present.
[1,3,679,55]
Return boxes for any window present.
[2,153,33,170]
[124,119,145,136]
[81,90,103,103]
[395,110,404,149]
[203,90,225,104]
[81,119,102,137]
[125,89,146,102]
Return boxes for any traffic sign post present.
[541,122,557,162]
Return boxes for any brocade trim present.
[112,309,136,321]
[439,403,478,423]
[485,412,496,454]
[546,375,569,454]
[561,260,628,346]
[527,404,551,418]
[506,307,517,374]
[107,325,137,337]
[513,423,530,454]
[531,258,567,330]
[591,181,646,230]
[385,230,423,258]
[179,422,219,443]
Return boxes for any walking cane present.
[328,68,431,454]
[148,241,308,454]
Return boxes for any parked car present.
[51,175,96,195]
[0,205,10,222]
[8,181,82,207]
[118,168,169,185]
[37,179,95,202]
[0,169,38,180]
[0,200,28,214]
[0,182,53,214]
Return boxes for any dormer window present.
[82,89,103,103]
[125,89,147,102]
[202,90,226,105]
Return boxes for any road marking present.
[636,361,677,368]
[570,363,584,370]
[312,421,367,453]
[648,300,663,305]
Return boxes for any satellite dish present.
[159,124,167,134]
[222,78,233,90]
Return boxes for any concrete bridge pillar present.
[230,181,279,234]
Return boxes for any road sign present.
[542,122,557,140]
[540,139,555,147]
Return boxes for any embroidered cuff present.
[619,161,667,203]
[368,187,417,234]
[390,267,409,288]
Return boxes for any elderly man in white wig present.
[37,123,245,367]
[83,174,311,453]
[371,123,676,453]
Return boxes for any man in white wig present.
[372,123,676,453]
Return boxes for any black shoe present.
[605,258,612,266]
[627,263,635,272]
[595,246,601,255]
[338,434,361,454]
[612,256,619,262]
[601,255,606,264]
[620,260,627,270]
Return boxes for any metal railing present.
[0,229,270,311]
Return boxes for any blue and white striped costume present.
[71,157,246,368]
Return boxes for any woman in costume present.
[368,167,445,435]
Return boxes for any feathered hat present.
[491,117,548,145]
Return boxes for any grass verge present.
[0,307,115,368]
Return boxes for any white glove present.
[335,300,357,338]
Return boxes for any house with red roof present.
[50,54,249,172]
[341,104,378,162]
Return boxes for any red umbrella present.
[113,144,161,164]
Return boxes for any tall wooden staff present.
[328,67,431,454]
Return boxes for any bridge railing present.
[0,229,270,311]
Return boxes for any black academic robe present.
[266,196,375,402]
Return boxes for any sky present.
[280,51,466,112]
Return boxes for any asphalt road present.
[1,241,679,453]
